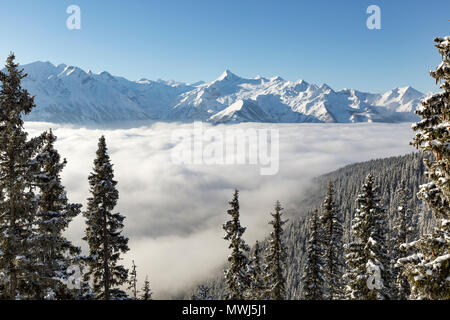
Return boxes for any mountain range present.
[15,61,425,124]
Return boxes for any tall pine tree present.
[320,182,344,300]
[223,189,250,300]
[0,53,44,299]
[127,260,138,299]
[263,201,287,300]
[391,181,413,299]
[141,275,152,300]
[302,209,324,300]
[343,174,392,300]
[32,130,82,299]
[399,36,450,300]
[83,136,129,300]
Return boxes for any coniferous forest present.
[0,37,449,300]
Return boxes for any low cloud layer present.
[24,121,415,298]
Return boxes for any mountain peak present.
[136,77,151,84]
[320,83,333,92]
[21,61,57,74]
[97,70,117,81]
[216,69,240,81]
[399,86,422,95]
[270,75,284,82]
[382,86,423,100]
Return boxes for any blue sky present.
[0,0,448,93]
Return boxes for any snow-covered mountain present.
[14,61,424,124]
[19,61,195,123]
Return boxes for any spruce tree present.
[223,189,250,300]
[399,37,450,300]
[391,181,413,299]
[128,260,138,299]
[320,182,344,299]
[302,209,324,300]
[192,285,212,300]
[263,201,288,300]
[32,130,82,299]
[247,241,264,300]
[141,276,152,300]
[83,136,129,300]
[343,174,392,300]
[0,53,44,299]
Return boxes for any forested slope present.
[183,152,433,299]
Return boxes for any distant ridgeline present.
[182,152,434,299]
[14,61,424,124]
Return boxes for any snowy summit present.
[12,62,425,124]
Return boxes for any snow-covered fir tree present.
[399,36,450,300]
[247,241,264,300]
[192,285,213,300]
[83,136,129,300]
[391,181,414,300]
[263,201,288,300]
[31,130,83,299]
[0,53,44,299]
[223,189,250,300]
[320,182,344,300]
[127,260,138,299]
[343,174,392,300]
[141,276,152,300]
[302,209,324,300]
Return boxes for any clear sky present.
[0,0,449,93]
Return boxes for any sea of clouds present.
[24,121,416,298]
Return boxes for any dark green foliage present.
[83,136,129,300]
[32,130,82,299]
[141,276,152,300]
[0,53,44,299]
[344,174,392,300]
[263,201,288,300]
[320,182,344,299]
[391,181,413,299]
[247,241,264,299]
[400,37,450,300]
[223,189,250,300]
[302,209,324,300]
[128,260,138,299]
